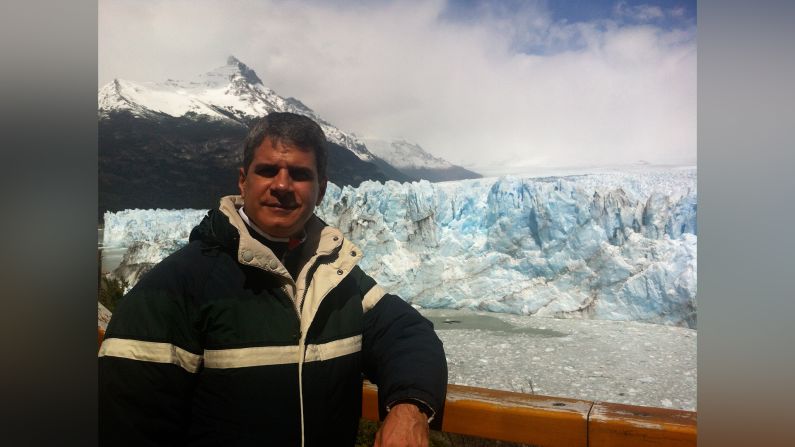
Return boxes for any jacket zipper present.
[295,248,342,447]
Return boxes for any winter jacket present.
[98,195,447,446]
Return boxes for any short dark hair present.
[242,112,328,179]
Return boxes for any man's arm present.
[98,254,203,445]
[374,403,430,447]
[358,268,448,432]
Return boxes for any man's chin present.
[252,213,303,238]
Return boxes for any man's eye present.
[256,166,278,177]
[290,170,314,181]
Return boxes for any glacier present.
[102,168,697,328]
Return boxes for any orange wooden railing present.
[362,380,696,446]
[99,326,696,446]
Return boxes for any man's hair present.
[242,112,328,179]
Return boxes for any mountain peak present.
[363,138,452,170]
[225,55,263,85]
[98,59,374,162]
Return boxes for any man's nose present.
[272,169,293,190]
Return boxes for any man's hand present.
[373,403,430,447]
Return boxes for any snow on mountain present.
[102,167,697,328]
[98,56,373,161]
[363,138,453,170]
[362,138,482,182]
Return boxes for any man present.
[99,112,448,446]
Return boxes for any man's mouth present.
[264,202,298,211]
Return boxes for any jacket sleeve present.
[357,267,448,429]
[98,251,204,446]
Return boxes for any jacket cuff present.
[385,398,436,424]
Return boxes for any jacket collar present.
[217,195,352,281]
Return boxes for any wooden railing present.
[99,327,696,446]
[362,381,696,446]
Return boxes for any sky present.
[99,0,696,176]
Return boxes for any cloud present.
[613,1,692,25]
[614,2,665,22]
[99,0,696,174]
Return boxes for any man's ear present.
[316,178,328,205]
[238,167,247,197]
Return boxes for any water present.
[424,309,567,337]
[420,308,697,411]
[98,226,127,274]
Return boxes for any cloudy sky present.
[99,0,696,175]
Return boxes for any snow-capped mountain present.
[363,138,481,182]
[364,138,453,169]
[99,56,373,161]
[98,57,401,216]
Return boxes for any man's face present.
[238,137,327,238]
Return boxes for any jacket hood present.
[189,206,240,251]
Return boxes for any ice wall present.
[103,168,697,327]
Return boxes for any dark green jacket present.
[99,196,447,446]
